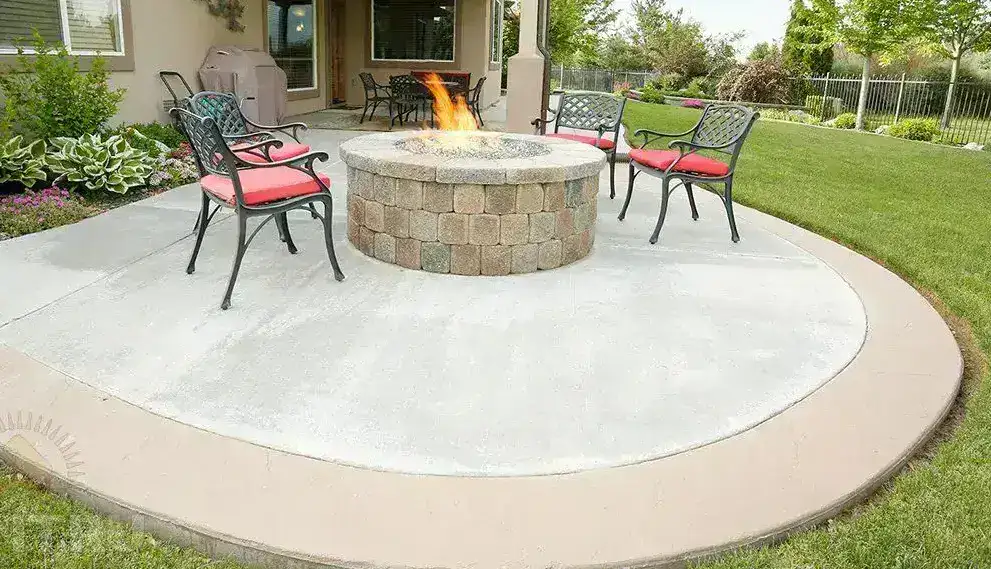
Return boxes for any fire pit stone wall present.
[340,132,606,276]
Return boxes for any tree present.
[630,0,733,78]
[597,35,653,70]
[748,42,782,61]
[814,0,925,129]
[920,0,991,128]
[782,0,835,74]
[503,0,619,65]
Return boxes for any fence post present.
[894,73,906,122]
[820,73,830,120]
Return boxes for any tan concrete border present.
[0,203,962,569]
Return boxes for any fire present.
[423,73,478,132]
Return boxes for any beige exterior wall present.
[103,0,500,125]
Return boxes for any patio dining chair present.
[388,74,422,129]
[466,76,487,127]
[618,104,759,244]
[170,108,345,310]
[359,72,391,124]
[532,92,626,200]
[187,91,310,163]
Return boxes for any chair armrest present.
[229,138,284,162]
[634,127,696,149]
[231,150,330,171]
[530,108,558,134]
[668,138,738,152]
[242,117,308,143]
[224,132,276,143]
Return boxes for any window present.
[490,0,502,64]
[0,0,124,54]
[372,0,455,62]
[267,0,317,91]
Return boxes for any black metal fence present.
[804,74,991,144]
[550,66,658,93]
[553,66,991,145]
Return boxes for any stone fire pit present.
[340,131,606,275]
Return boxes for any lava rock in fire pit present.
[397,133,552,160]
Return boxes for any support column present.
[506,0,545,134]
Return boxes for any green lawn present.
[624,100,991,569]
[1,103,990,569]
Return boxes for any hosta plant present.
[47,134,156,194]
[0,136,48,188]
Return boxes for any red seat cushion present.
[629,149,730,177]
[233,141,311,164]
[201,167,330,206]
[546,133,616,150]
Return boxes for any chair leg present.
[618,163,637,221]
[685,182,700,221]
[609,152,617,199]
[360,101,369,124]
[308,203,319,219]
[221,213,248,311]
[649,178,673,245]
[186,192,210,275]
[320,198,346,282]
[475,103,485,127]
[276,213,298,255]
[724,179,741,243]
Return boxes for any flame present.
[423,73,478,132]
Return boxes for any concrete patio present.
[0,130,961,568]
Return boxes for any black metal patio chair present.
[618,103,759,244]
[388,74,422,129]
[187,91,309,162]
[359,72,392,124]
[466,76,487,127]
[170,108,345,310]
[532,92,626,200]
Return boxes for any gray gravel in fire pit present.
[396,133,551,160]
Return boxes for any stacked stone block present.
[347,168,599,275]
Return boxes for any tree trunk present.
[941,54,961,130]
[856,58,871,130]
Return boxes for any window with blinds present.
[0,0,123,53]
[267,0,317,90]
[372,0,456,62]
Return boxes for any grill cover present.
[199,46,288,124]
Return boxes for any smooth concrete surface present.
[1,140,864,477]
[0,129,962,568]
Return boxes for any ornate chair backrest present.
[554,92,627,141]
[188,91,249,137]
[691,104,758,159]
[390,74,420,99]
[468,76,486,104]
[169,108,242,201]
[359,72,379,96]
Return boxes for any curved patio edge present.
[0,201,962,569]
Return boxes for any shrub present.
[0,186,94,237]
[805,95,843,120]
[716,58,794,104]
[148,145,199,189]
[650,72,685,93]
[128,122,186,149]
[47,134,156,194]
[0,136,48,188]
[760,107,823,125]
[887,118,941,142]
[0,32,125,140]
[833,113,857,129]
[637,84,666,104]
[612,81,632,97]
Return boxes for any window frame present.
[489,0,502,66]
[370,0,458,64]
[0,0,127,56]
[266,0,320,93]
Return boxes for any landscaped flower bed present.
[0,34,198,240]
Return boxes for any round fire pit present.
[340,131,606,275]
